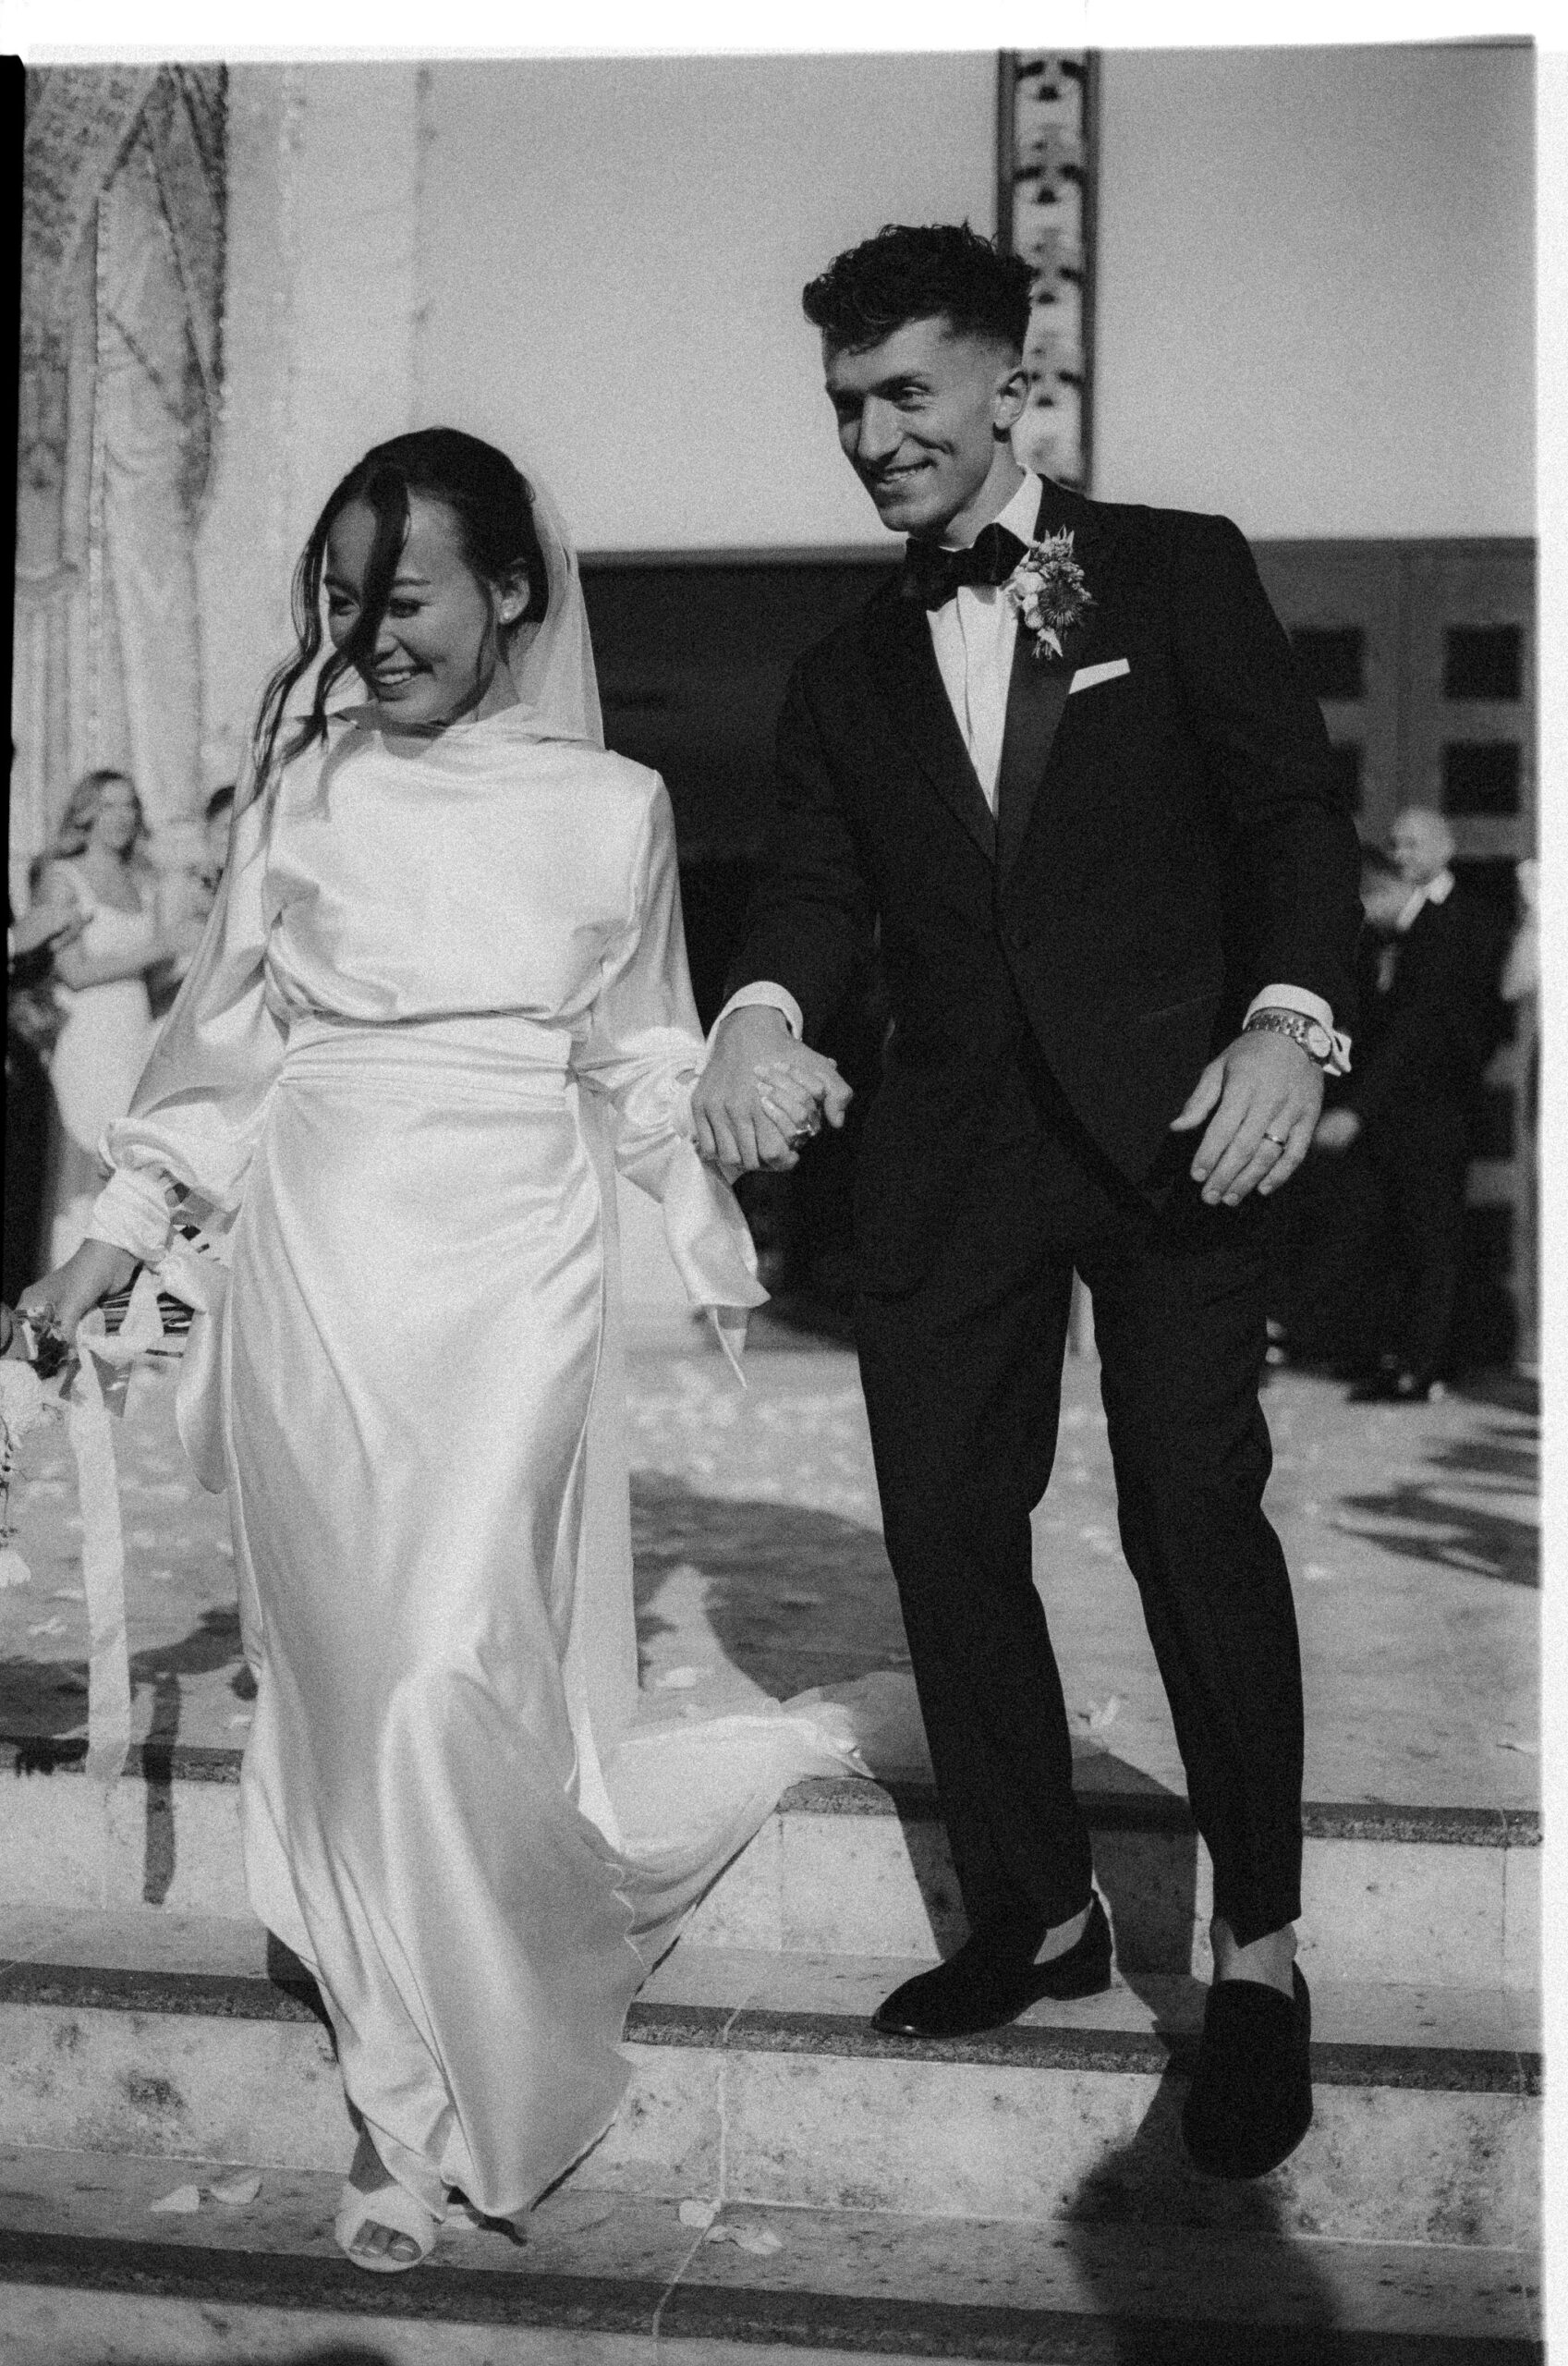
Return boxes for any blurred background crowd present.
[6,773,232,1299]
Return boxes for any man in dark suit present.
[691,226,1362,2181]
[1314,808,1503,1399]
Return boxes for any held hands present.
[691,1006,853,1177]
[1170,1030,1324,1205]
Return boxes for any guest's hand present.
[691,1007,853,1175]
[10,898,87,958]
[1170,1031,1323,1205]
[18,1240,140,1343]
[1312,1108,1362,1153]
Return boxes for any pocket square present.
[1069,659,1131,694]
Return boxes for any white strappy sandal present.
[334,2168,440,2272]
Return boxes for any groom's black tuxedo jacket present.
[728,481,1364,1295]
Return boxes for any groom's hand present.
[1170,1031,1323,1205]
[692,1007,853,1175]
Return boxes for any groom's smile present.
[823,314,1027,545]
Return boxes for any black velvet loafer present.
[1181,1964,1313,2179]
[871,1894,1112,2041]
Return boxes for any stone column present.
[193,62,425,794]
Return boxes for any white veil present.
[503,462,604,749]
[252,441,606,770]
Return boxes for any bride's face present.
[324,494,521,733]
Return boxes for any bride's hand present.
[18,1239,140,1344]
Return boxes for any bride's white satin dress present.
[88,709,858,2221]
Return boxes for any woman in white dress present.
[24,429,843,2270]
[36,772,191,1266]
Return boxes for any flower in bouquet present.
[1004,531,1094,663]
[0,1357,52,1588]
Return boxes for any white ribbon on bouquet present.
[67,1268,166,1786]
[62,1228,230,1786]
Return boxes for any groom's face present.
[824,315,1024,539]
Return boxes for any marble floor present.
[0,1316,1539,1811]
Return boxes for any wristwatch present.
[1243,1008,1334,1067]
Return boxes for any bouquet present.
[0,1309,70,1588]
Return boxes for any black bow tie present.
[903,522,1028,610]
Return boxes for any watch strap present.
[1243,1008,1332,1067]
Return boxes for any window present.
[1443,625,1523,702]
[1443,743,1522,817]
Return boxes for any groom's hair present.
[803,224,1033,358]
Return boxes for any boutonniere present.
[1004,531,1094,663]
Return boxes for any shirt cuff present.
[1245,985,1351,1077]
[709,981,804,1049]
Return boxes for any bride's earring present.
[496,573,530,629]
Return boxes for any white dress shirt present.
[716,470,1347,1071]
[1395,867,1454,934]
[925,470,1038,811]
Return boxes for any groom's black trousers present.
[855,1041,1304,1953]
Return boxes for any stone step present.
[0,2146,1541,2363]
[1,1738,1541,1989]
[0,1913,1541,2252]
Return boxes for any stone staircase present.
[0,1736,1542,2363]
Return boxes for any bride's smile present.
[323,491,529,736]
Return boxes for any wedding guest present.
[1498,855,1538,1363]
[142,783,242,1022]
[23,428,851,2274]
[1499,857,1538,1083]
[35,772,199,1266]
[1268,845,1404,1372]
[1313,807,1505,1400]
[196,783,237,914]
[6,882,88,1300]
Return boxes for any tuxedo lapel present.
[997,481,1111,881]
[994,631,1071,877]
[862,586,997,864]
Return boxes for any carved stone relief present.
[999,53,1096,492]
[14,66,225,897]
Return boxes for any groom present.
[691,225,1361,2181]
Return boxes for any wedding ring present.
[1263,1132,1288,1150]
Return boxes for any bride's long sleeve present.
[573,780,766,1318]
[87,796,287,1267]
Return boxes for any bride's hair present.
[248,428,550,801]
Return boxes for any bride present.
[22,428,845,2269]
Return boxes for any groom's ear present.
[992,352,1029,436]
